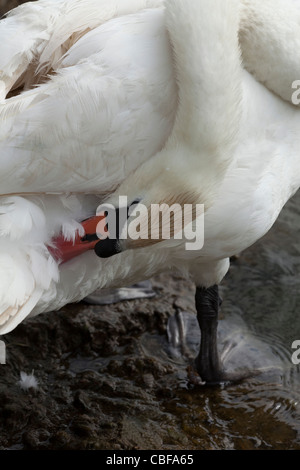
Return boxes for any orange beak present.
[48,214,107,264]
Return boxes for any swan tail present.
[0,196,65,334]
[0,241,61,334]
[0,242,61,335]
[0,196,46,240]
[0,290,43,335]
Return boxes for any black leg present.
[195,285,224,383]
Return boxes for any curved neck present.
[165,0,243,176]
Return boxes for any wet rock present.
[22,429,50,449]
[70,415,96,438]
[143,373,155,389]
[73,390,92,412]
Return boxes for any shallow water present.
[174,192,300,448]
[167,192,300,449]
[219,193,300,446]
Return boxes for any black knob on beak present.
[93,206,122,259]
[94,238,121,258]
[93,200,141,259]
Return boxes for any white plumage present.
[0,0,299,374]
[17,371,39,390]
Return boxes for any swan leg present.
[194,285,260,385]
[195,285,224,383]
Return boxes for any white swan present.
[0,0,299,384]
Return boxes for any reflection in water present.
[221,192,300,433]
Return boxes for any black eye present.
[130,199,141,207]
[127,199,141,218]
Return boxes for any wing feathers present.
[0,0,163,97]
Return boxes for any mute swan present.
[0,0,299,384]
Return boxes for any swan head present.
[93,147,217,259]
[50,145,221,264]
